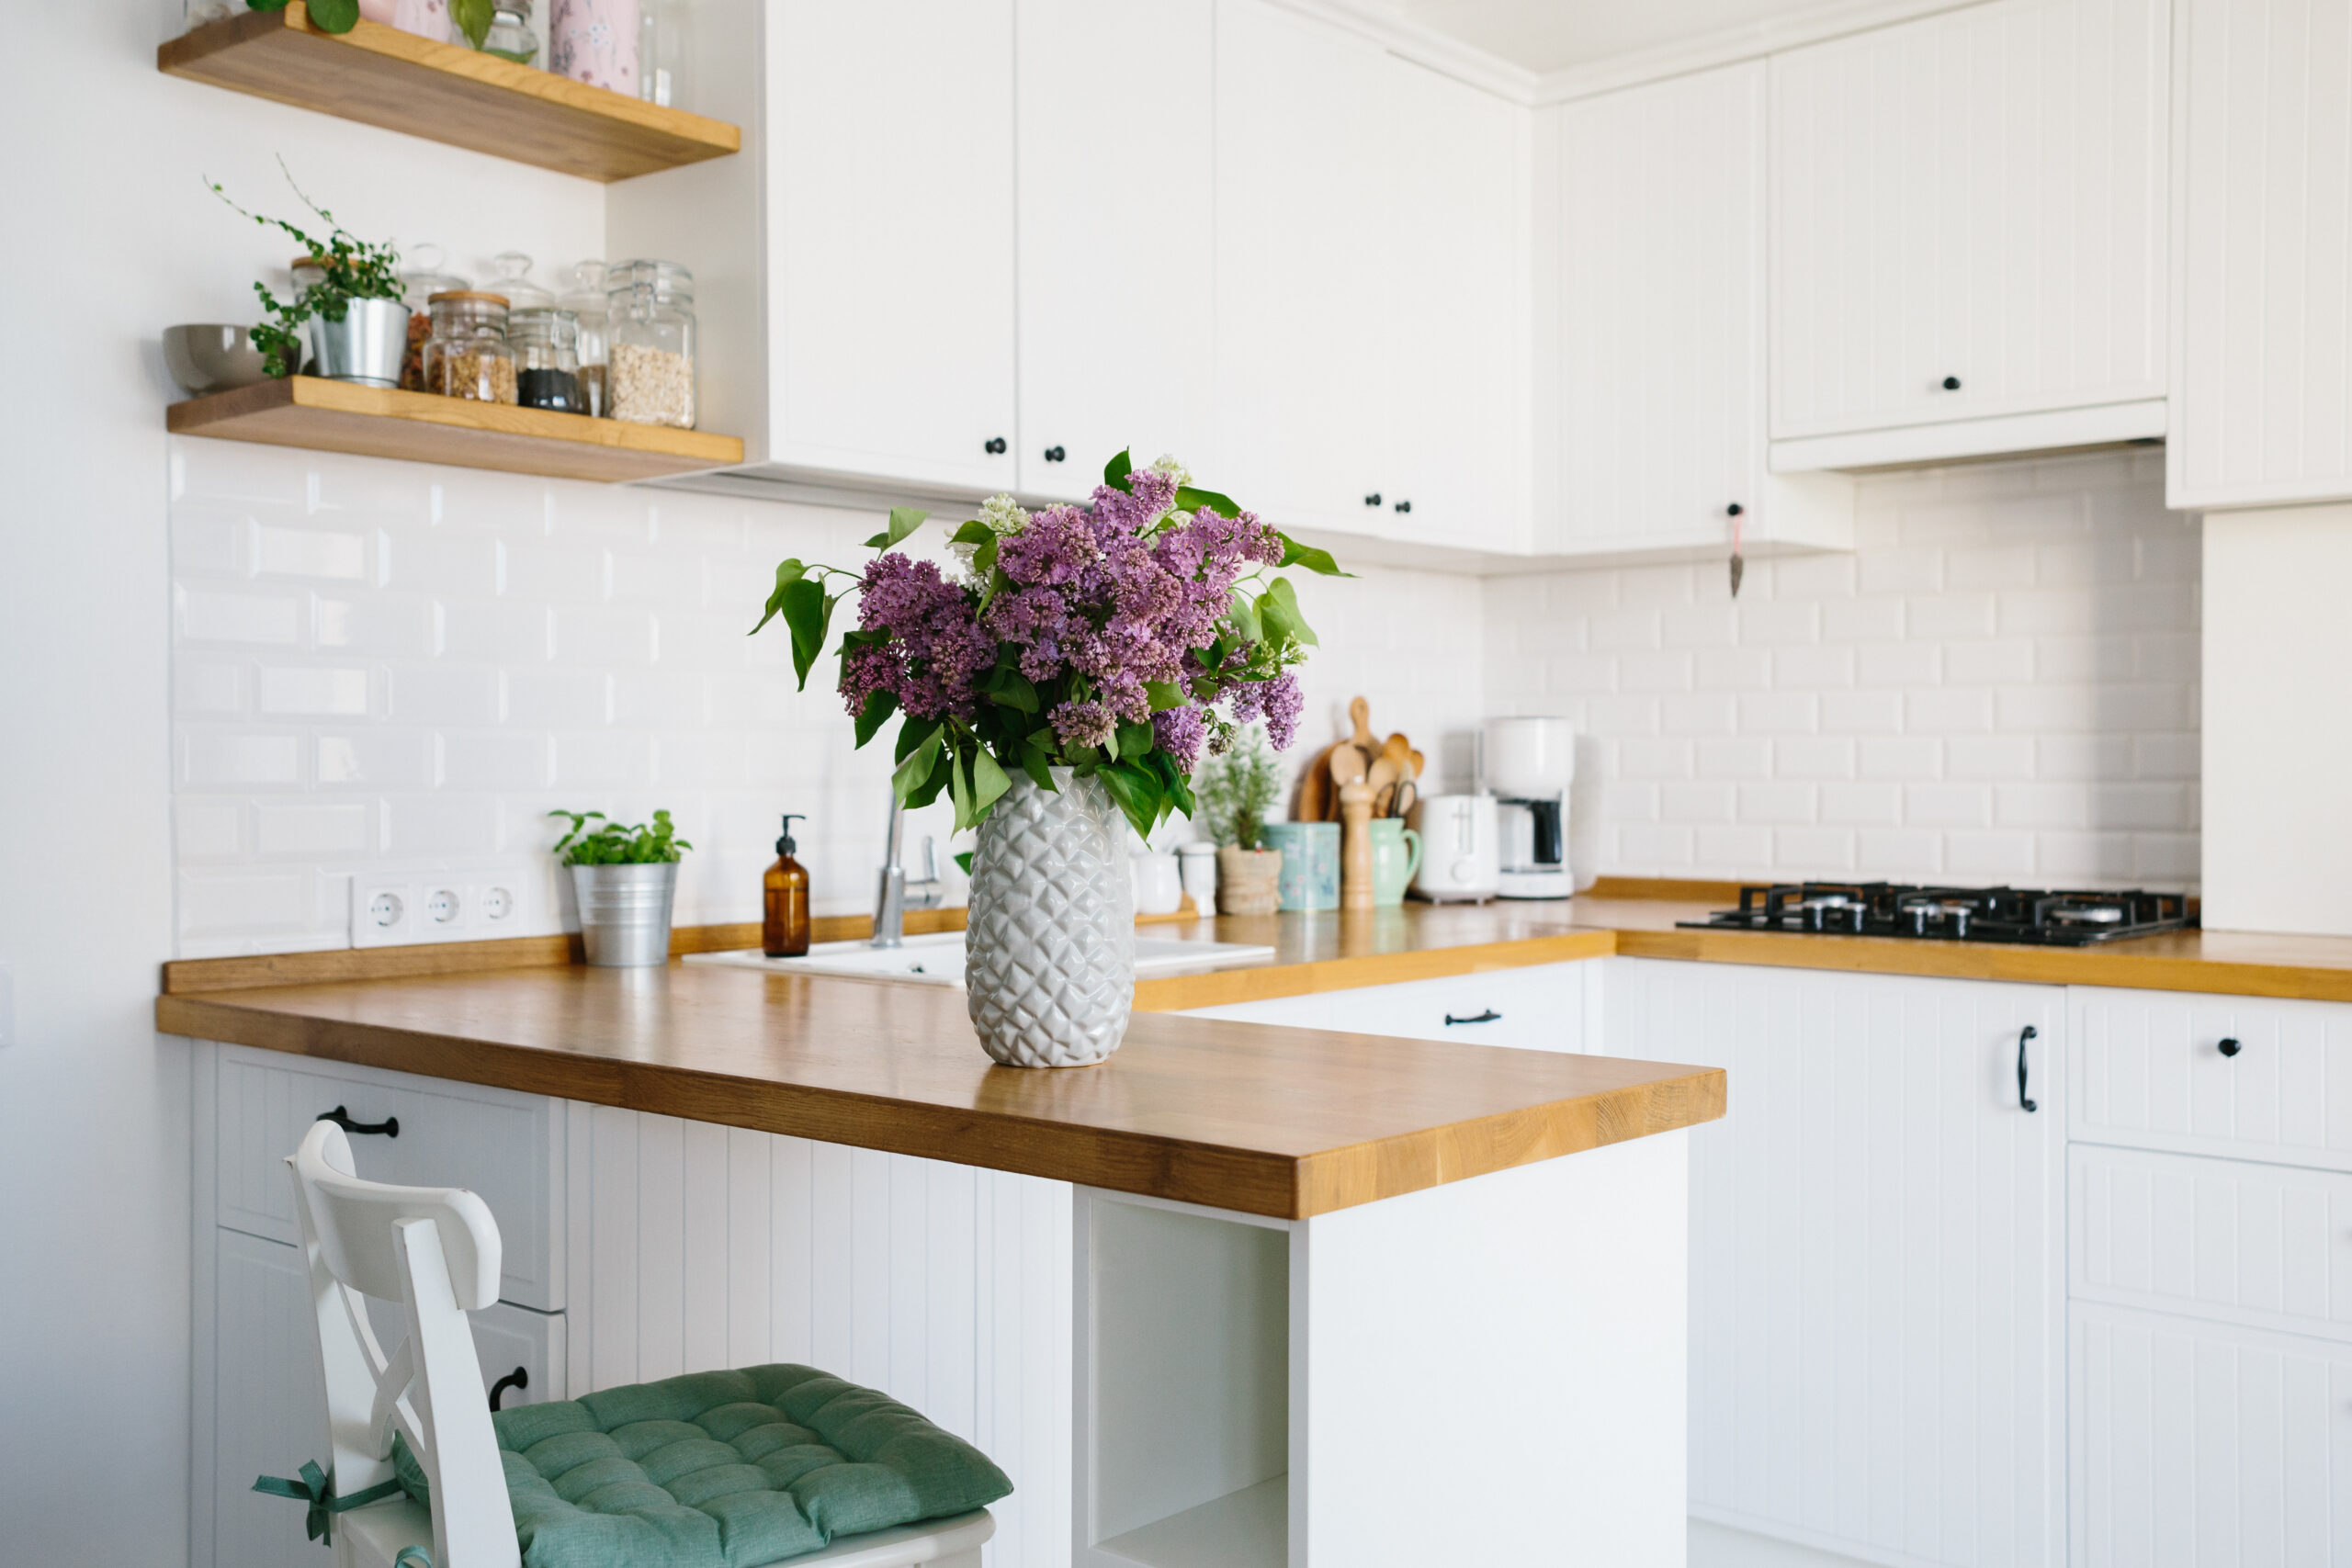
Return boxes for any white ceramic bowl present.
[163,323,279,395]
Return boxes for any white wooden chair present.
[281,1119,993,1568]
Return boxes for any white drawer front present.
[2070,987,2352,1172]
[2073,1144,2352,1344]
[1319,963,1590,1054]
[214,1045,563,1309]
[1178,990,1338,1030]
[2069,1303,2352,1566]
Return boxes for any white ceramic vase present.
[965,769,1136,1068]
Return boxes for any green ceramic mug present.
[1368,818,1422,907]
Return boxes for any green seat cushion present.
[390,1364,1011,1568]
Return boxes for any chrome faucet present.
[873,795,944,948]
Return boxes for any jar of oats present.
[423,292,518,405]
[605,260,695,428]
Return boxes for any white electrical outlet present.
[351,867,540,949]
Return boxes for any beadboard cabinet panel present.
[561,1106,1073,1568]
[1770,0,2168,443]
[1014,0,1216,501]
[2069,1304,2352,1566]
[2170,0,2352,508]
[1606,959,2064,1567]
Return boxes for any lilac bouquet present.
[752,451,1346,839]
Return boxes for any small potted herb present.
[1193,728,1284,916]
[210,162,408,386]
[550,809,692,966]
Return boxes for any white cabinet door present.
[1014,0,1216,501]
[1212,0,1394,535]
[2170,0,2352,509]
[769,0,1018,490]
[1181,963,1592,1054]
[1769,0,2167,441]
[1606,958,2065,1566]
[2070,1303,2352,1566]
[1383,54,1526,555]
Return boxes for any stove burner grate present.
[1676,883,2195,946]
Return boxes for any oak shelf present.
[158,5,741,182]
[167,377,744,483]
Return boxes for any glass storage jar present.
[485,252,554,310]
[605,260,695,428]
[639,0,684,107]
[423,292,517,404]
[559,261,612,417]
[481,0,538,63]
[396,243,469,391]
[510,308,584,412]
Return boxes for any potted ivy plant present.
[209,162,408,386]
[550,809,693,967]
[1193,727,1284,915]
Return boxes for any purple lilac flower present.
[849,555,993,721]
[1151,705,1209,771]
[1049,699,1118,750]
[1227,672,1304,750]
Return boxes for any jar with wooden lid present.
[605,259,695,428]
[396,244,469,391]
[423,292,517,404]
[510,308,584,412]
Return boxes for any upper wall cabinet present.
[2169,0,2352,511]
[1768,0,2170,470]
[1536,62,1850,558]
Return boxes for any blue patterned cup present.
[1258,821,1339,911]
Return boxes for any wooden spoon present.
[1329,743,1368,790]
[1295,741,1337,821]
[1348,696,1374,755]
[1379,733,1412,780]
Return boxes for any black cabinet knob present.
[2218,1036,2242,1057]
[1363,492,1382,507]
[1393,499,1412,513]
[1726,502,1744,517]
[1043,446,1066,463]
[984,436,1008,455]
[1940,376,1962,391]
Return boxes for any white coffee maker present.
[1477,716,1576,899]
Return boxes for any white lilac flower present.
[949,493,1034,586]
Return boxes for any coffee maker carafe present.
[1477,716,1575,899]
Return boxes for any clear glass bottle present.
[510,308,585,412]
[396,243,469,392]
[559,261,612,417]
[423,291,517,404]
[485,252,555,311]
[605,260,696,428]
[639,0,684,107]
[482,0,538,64]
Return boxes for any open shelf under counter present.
[157,5,740,182]
[166,377,743,483]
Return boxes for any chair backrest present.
[287,1119,520,1568]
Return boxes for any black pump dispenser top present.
[777,814,804,857]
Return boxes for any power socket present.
[351,867,537,949]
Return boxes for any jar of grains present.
[605,259,695,427]
[510,308,585,412]
[423,292,517,403]
[559,261,611,416]
[396,244,469,391]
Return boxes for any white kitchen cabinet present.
[1014,0,1216,501]
[1606,959,2065,1567]
[2069,1303,2352,1565]
[1768,0,2169,468]
[2170,0,2352,509]
[1538,61,1851,558]
[1181,960,1594,1053]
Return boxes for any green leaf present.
[863,506,931,551]
[902,745,954,809]
[1175,485,1241,518]
[972,534,1000,578]
[1096,761,1160,841]
[1102,449,1134,490]
[853,690,899,750]
[968,747,1012,818]
[780,579,832,688]
[947,746,974,832]
[894,716,942,764]
[1278,532,1352,578]
[1116,720,1153,761]
[1162,761,1197,820]
[1144,681,1188,713]
[978,564,1010,615]
[305,0,359,28]
[749,558,807,636]
[1018,739,1056,791]
[1259,576,1317,649]
[948,519,995,546]
[1224,588,1262,645]
[451,0,492,48]
[985,665,1038,714]
[954,851,974,876]
[892,731,942,804]
[243,0,292,11]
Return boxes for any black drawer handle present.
[1445,1009,1501,1026]
[2017,1025,2038,1113]
[319,1105,399,1138]
[2218,1036,2242,1057]
[489,1367,527,1411]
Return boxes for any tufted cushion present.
[390,1364,1011,1568]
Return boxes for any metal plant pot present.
[571,862,680,967]
[305,297,410,387]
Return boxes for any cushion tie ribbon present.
[251,1459,407,1546]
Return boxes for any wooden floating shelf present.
[158,5,741,182]
[167,377,744,483]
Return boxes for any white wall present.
[1484,451,2202,888]
[2200,503,2352,935]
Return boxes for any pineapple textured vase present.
[965,770,1136,1068]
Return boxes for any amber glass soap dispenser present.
[763,814,810,957]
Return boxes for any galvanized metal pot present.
[305,297,410,387]
[571,862,679,967]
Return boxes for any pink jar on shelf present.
[549,0,640,96]
[357,0,453,41]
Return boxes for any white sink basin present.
[684,931,1276,987]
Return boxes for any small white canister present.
[1176,841,1219,911]
[550,0,640,95]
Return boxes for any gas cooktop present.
[1678,883,2196,946]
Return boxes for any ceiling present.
[1393,0,1813,73]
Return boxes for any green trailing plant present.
[209,160,403,377]
[245,0,361,32]
[548,809,693,865]
[1191,727,1283,852]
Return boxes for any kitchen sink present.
[683,931,1276,987]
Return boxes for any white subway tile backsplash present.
[1944,830,2038,878]
[175,660,247,716]
[315,731,432,790]
[1905,687,1995,733]
[178,586,303,646]
[313,594,435,657]
[382,794,502,857]
[183,731,303,788]
[390,666,501,725]
[257,666,373,717]
[1860,737,1943,780]
[255,801,374,857]
[254,525,370,581]
[1905,783,1993,828]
